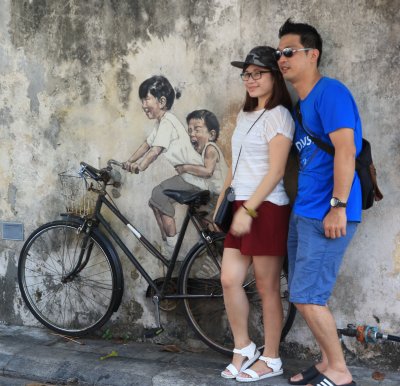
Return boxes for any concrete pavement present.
[0,325,398,386]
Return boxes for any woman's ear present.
[159,96,167,109]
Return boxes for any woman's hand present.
[230,206,252,237]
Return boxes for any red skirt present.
[224,200,291,256]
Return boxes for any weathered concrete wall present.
[1,0,399,366]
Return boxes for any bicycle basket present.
[59,171,98,217]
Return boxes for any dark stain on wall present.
[7,184,18,215]
[0,106,14,127]
[116,61,133,109]
[10,0,218,65]
[0,250,22,325]
[44,115,62,149]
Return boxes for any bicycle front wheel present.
[180,234,296,356]
[18,220,120,336]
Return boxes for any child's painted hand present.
[174,164,186,175]
[122,161,140,174]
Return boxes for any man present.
[277,19,362,386]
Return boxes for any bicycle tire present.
[179,233,296,356]
[18,220,122,336]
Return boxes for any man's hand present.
[323,208,347,238]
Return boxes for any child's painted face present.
[187,118,214,154]
[141,93,165,120]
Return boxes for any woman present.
[217,46,294,382]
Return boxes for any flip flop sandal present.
[236,356,283,382]
[220,341,260,379]
[289,365,321,385]
[309,373,356,386]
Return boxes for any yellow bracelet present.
[242,204,258,218]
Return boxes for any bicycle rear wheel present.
[179,234,296,356]
[18,220,121,336]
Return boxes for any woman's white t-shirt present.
[231,105,295,205]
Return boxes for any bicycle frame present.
[73,175,221,302]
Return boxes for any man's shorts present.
[287,213,358,305]
[149,175,201,217]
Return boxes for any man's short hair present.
[138,75,175,110]
[279,18,323,67]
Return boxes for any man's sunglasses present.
[274,48,313,60]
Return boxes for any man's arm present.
[323,128,356,239]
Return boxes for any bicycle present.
[18,159,296,356]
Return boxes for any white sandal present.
[220,341,260,379]
[236,356,283,382]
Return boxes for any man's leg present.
[297,303,352,385]
[288,216,358,385]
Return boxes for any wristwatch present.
[330,197,347,208]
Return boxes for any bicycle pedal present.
[144,327,164,339]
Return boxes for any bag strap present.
[231,108,268,182]
[295,102,335,156]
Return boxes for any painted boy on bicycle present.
[122,75,207,255]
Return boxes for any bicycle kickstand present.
[144,295,165,339]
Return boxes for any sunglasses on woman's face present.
[274,47,313,60]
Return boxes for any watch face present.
[330,197,346,207]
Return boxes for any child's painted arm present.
[175,145,218,178]
[136,145,164,171]
[122,141,150,172]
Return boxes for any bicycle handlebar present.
[79,160,123,183]
[107,159,123,168]
[80,162,102,181]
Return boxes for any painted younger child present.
[175,109,228,203]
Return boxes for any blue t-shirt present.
[293,77,362,221]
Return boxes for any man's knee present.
[294,302,327,315]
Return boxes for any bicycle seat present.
[163,189,210,206]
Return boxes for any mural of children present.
[122,75,207,255]
[175,109,228,206]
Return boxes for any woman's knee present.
[254,275,280,296]
[220,271,239,290]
